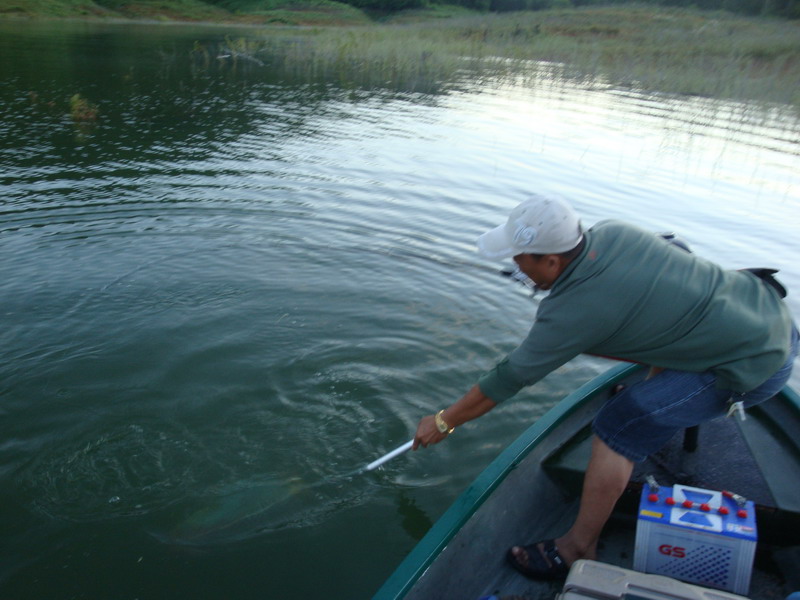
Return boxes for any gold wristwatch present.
[435,410,455,434]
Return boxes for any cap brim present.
[477,224,514,260]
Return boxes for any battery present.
[633,483,757,595]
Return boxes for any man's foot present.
[505,539,570,580]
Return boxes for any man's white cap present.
[477,195,584,260]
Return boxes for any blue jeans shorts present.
[593,325,799,462]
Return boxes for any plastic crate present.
[558,559,750,600]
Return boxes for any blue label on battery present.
[637,484,757,541]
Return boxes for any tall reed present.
[205,6,800,106]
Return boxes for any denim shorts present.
[593,324,799,463]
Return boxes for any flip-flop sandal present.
[505,539,569,580]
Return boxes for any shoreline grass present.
[228,6,800,107]
[3,1,799,108]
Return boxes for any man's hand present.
[411,384,497,451]
[413,414,450,450]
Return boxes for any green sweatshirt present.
[478,220,793,403]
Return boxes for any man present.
[413,195,798,579]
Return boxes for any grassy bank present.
[2,0,799,107]
[466,7,800,104]
[0,0,375,24]
[222,6,800,106]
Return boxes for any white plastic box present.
[558,560,750,600]
[633,483,757,595]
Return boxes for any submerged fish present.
[161,472,359,546]
[163,478,305,546]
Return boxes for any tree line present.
[210,0,797,18]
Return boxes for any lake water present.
[1,18,799,600]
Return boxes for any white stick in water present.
[365,440,414,471]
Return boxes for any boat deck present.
[478,408,800,600]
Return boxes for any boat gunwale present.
[373,362,640,600]
[373,366,800,600]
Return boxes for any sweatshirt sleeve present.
[477,308,590,403]
[476,283,613,403]
[477,357,523,403]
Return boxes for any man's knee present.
[587,435,635,492]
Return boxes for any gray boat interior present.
[404,369,800,600]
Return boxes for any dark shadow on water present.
[397,490,433,541]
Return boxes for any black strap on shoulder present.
[658,232,692,253]
[743,267,787,298]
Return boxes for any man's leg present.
[550,371,667,563]
[508,435,633,567]
[554,435,633,563]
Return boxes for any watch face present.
[435,412,446,432]
[435,411,452,433]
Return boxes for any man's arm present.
[413,384,497,450]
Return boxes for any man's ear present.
[544,254,561,270]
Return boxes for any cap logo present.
[513,225,537,247]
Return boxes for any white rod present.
[365,440,414,471]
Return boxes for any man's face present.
[513,253,561,290]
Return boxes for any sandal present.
[505,539,569,580]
